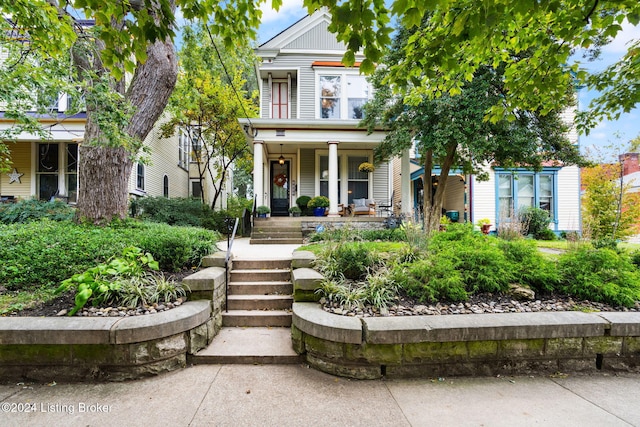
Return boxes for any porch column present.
[327,141,339,217]
[253,140,264,207]
[401,148,412,216]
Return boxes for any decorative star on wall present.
[8,168,24,184]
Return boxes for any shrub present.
[0,220,218,290]
[315,242,380,280]
[497,239,560,292]
[226,195,253,218]
[131,197,208,227]
[519,207,552,239]
[393,256,468,303]
[0,198,75,224]
[296,196,311,210]
[631,250,640,269]
[557,247,640,307]
[308,227,404,243]
[308,196,330,208]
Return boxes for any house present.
[400,108,582,234]
[240,8,581,233]
[238,8,405,218]
[621,152,640,194]
[0,31,226,208]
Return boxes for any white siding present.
[556,165,581,232]
[299,148,315,197]
[372,162,389,203]
[470,166,497,226]
[283,21,346,51]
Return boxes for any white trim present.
[315,149,373,204]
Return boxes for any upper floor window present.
[496,171,557,221]
[272,82,289,119]
[318,73,371,120]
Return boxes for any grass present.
[534,240,640,251]
[297,241,405,256]
[0,287,58,315]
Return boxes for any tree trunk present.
[423,143,458,234]
[76,36,177,222]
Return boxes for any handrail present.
[224,217,239,313]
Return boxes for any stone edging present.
[292,302,640,379]
[0,301,214,382]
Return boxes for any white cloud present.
[259,0,305,25]
[602,21,640,54]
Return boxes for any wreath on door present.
[273,173,287,187]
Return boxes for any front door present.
[270,161,290,216]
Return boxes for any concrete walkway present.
[1,366,639,426]
[216,237,302,259]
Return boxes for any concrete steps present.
[250,218,303,244]
[192,257,298,364]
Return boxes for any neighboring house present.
[0,100,192,205]
[396,107,582,234]
[621,152,640,194]
[239,9,395,217]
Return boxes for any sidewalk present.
[1,365,639,426]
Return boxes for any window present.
[163,175,169,198]
[192,180,202,198]
[319,155,340,199]
[495,171,557,221]
[178,129,189,169]
[318,73,371,120]
[320,76,341,119]
[136,163,145,191]
[190,127,202,162]
[347,156,369,203]
[272,82,288,119]
[36,142,78,201]
[37,143,59,200]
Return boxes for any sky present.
[256,1,640,161]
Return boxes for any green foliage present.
[393,257,468,303]
[519,207,552,239]
[315,242,380,281]
[0,220,218,290]
[0,199,75,224]
[226,195,253,218]
[256,205,270,215]
[316,267,399,310]
[307,196,330,208]
[296,196,311,209]
[309,227,404,243]
[131,197,208,227]
[56,247,187,316]
[497,240,560,292]
[557,248,640,307]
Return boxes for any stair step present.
[250,238,304,245]
[227,295,293,310]
[222,310,292,327]
[191,327,302,365]
[228,282,293,295]
[230,269,291,282]
[232,259,291,270]
[252,227,302,234]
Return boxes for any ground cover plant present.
[310,222,640,313]
[0,218,218,315]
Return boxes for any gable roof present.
[258,8,346,54]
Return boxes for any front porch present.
[251,216,388,244]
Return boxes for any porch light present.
[278,144,285,165]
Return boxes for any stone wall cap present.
[293,303,362,344]
[182,267,226,291]
[596,312,640,336]
[363,312,610,344]
[0,301,211,345]
[111,300,211,344]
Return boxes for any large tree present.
[160,24,258,209]
[2,1,638,222]
[363,24,585,233]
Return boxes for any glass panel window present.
[319,155,340,199]
[272,82,288,119]
[517,175,535,210]
[347,156,369,204]
[539,174,554,216]
[178,129,189,169]
[320,76,341,119]
[163,175,169,198]
[498,174,513,217]
[347,76,369,119]
[136,163,145,190]
[190,127,202,162]
[37,144,59,200]
[66,143,78,203]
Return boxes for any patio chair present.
[351,198,375,216]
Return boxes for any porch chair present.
[351,198,375,216]
[377,191,394,217]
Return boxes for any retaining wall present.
[292,303,640,379]
[0,264,227,382]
